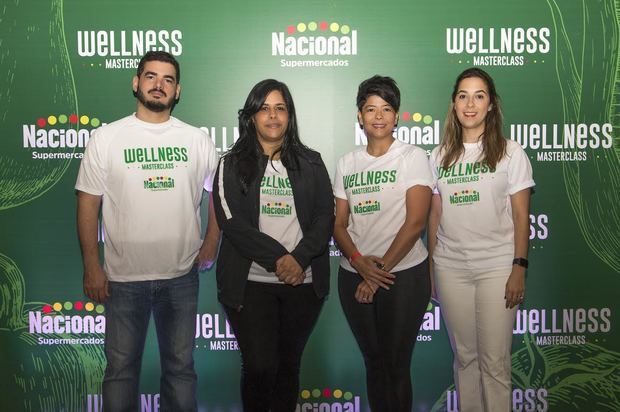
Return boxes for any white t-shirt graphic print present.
[75,114,219,281]
[334,139,434,272]
[248,160,312,283]
[430,139,535,270]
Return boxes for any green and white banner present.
[1,0,618,410]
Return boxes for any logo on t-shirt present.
[143,176,175,191]
[261,202,292,216]
[449,189,480,206]
[260,175,293,196]
[437,161,494,185]
[352,199,380,214]
[124,146,188,170]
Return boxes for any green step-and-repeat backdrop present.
[1,0,619,410]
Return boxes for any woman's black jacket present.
[212,150,334,310]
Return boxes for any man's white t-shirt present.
[248,160,312,283]
[430,139,535,270]
[334,139,434,272]
[75,114,219,282]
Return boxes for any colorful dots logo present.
[31,114,102,129]
[42,300,105,315]
[282,21,353,36]
[297,388,360,409]
[401,111,433,125]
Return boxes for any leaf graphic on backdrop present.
[0,253,105,411]
[546,0,620,273]
[0,0,78,210]
[431,334,620,411]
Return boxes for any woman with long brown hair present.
[428,67,535,412]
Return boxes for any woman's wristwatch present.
[512,257,529,268]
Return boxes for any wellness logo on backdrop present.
[200,125,239,153]
[87,393,160,412]
[510,122,614,162]
[513,307,612,346]
[195,312,238,351]
[443,388,549,412]
[76,29,183,69]
[445,27,551,66]
[272,20,357,68]
[23,113,104,160]
[28,299,105,345]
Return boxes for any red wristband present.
[348,250,362,265]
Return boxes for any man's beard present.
[136,88,174,112]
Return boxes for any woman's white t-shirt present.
[334,139,434,272]
[248,160,312,283]
[430,139,535,270]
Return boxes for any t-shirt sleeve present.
[429,148,440,195]
[507,143,535,195]
[75,129,106,196]
[402,147,434,191]
[333,157,347,200]
[202,129,219,192]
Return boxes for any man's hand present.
[83,264,108,303]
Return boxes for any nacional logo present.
[444,388,548,412]
[262,201,293,216]
[513,307,612,346]
[418,301,442,342]
[449,189,480,206]
[352,199,380,215]
[296,388,361,412]
[76,29,183,69]
[195,312,238,351]
[143,176,175,191]
[445,27,551,67]
[272,20,357,68]
[23,113,104,160]
[328,237,342,257]
[355,108,441,151]
[28,299,105,345]
[510,123,613,162]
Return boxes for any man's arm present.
[77,191,108,303]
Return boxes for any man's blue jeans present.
[102,269,198,412]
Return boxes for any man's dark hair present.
[136,51,180,83]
